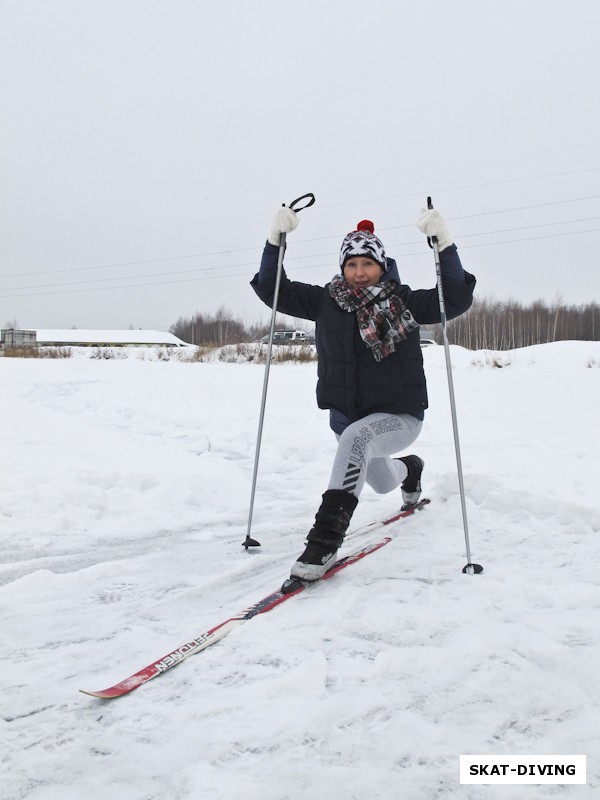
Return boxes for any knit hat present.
[339,220,387,273]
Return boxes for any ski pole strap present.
[426,195,438,250]
[288,193,316,213]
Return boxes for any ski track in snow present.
[1,343,599,800]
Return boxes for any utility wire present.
[2,227,599,300]
[2,199,600,280]
[1,169,599,247]
[3,217,600,291]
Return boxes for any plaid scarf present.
[328,274,418,361]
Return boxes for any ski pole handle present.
[426,195,437,249]
[288,193,316,213]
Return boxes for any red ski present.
[80,499,429,699]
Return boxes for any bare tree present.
[169,307,311,346]
[434,297,600,350]
[170,299,599,351]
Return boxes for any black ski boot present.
[396,455,424,509]
[290,490,358,582]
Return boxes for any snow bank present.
[1,342,599,799]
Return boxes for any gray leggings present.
[327,413,423,498]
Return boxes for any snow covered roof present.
[35,329,191,347]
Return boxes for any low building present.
[1,328,191,350]
[34,329,191,348]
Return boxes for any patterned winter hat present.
[339,220,387,273]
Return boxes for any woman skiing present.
[251,205,475,583]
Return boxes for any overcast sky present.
[1,0,599,331]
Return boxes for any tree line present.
[169,306,309,347]
[438,298,599,350]
[170,299,600,350]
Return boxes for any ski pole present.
[243,193,316,549]
[426,196,483,575]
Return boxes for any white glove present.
[268,206,299,246]
[416,208,453,251]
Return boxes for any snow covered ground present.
[1,342,599,800]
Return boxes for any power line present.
[2,227,599,300]
[2,197,600,281]
[4,218,600,292]
[318,169,600,210]
[0,248,255,280]
[2,168,599,247]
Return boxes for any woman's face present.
[343,257,384,289]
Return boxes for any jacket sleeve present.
[250,242,324,322]
[398,244,476,324]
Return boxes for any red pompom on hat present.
[356,220,375,233]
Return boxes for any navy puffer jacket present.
[251,242,475,423]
